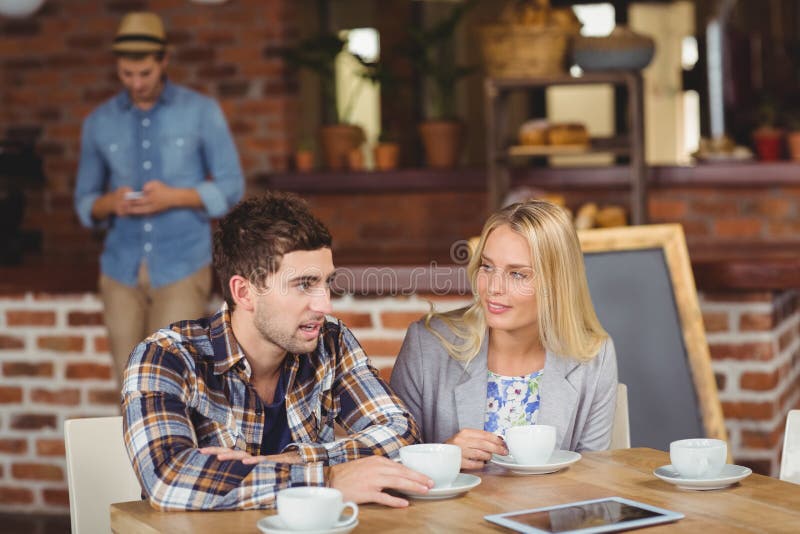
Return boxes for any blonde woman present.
[390,200,618,469]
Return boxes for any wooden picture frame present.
[578,224,728,445]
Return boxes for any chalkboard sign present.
[578,224,727,450]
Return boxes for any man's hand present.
[126,180,179,215]
[199,446,303,465]
[91,186,134,220]
[446,429,508,470]
[328,456,434,508]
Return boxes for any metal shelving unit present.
[485,71,647,224]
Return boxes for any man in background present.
[74,11,244,380]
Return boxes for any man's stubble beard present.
[253,305,319,356]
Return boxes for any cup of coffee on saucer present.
[505,424,557,465]
[398,443,461,488]
[669,438,727,479]
[275,487,358,531]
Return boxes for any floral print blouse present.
[483,369,544,435]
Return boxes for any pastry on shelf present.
[595,206,627,228]
[518,119,550,145]
[548,123,589,146]
[573,203,627,229]
[539,193,566,207]
[692,134,753,163]
[501,188,570,218]
[574,202,598,230]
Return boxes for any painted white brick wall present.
[700,290,800,475]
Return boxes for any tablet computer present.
[484,496,684,533]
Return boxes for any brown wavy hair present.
[213,191,332,309]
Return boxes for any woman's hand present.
[446,429,509,470]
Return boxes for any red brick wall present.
[2,0,297,261]
[304,191,487,264]
[649,187,800,242]
[511,186,800,245]
[296,185,800,265]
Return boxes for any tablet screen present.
[486,497,683,533]
[507,501,662,532]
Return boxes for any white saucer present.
[490,450,582,475]
[653,464,752,490]
[401,473,481,500]
[257,515,358,534]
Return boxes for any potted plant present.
[374,130,401,171]
[403,0,478,168]
[282,33,364,171]
[752,97,784,161]
[347,145,366,171]
[351,54,406,171]
[294,136,315,172]
[786,112,800,162]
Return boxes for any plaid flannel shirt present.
[122,303,420,510]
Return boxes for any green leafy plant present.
[401,0,478,120]
[756,95,779,129]
[335,53,396,129]
[784,109,800,132]
[283,32,399,128]
[282,33,349,125]
[377,129,399,144]
[297,135,315,152]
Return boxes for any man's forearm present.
[90,191,120,220]
[168,187,204,209]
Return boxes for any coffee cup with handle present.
[276,487,358,531]
[669,438,727,479]
[398,443,461,488]
[505,424,557,465]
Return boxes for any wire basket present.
[480,24,571,78]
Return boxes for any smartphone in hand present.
[124,191,144,200]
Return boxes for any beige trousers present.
[100,263,212,381]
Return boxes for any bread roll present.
[548,123,589,146]
[574,202,598,230]
[595,206,627,227]
[519,119,549,145]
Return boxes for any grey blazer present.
[390,317,618,452]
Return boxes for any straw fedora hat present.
[112,12,167,53]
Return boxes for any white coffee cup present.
[398,443,461,488]
[670,438,727,479]
[276,487,358,531]
[505,424,557,465]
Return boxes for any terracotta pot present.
[787,131,800,161]
[294,150,314,172]
[347,147,365,171]
[319,124,364,170]
[419,120,464,169]
[373,142,400,171]
[752,127,784,161]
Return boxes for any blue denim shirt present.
[74,81,244,288]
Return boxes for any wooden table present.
[110,448,800,533]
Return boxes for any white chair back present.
[64,416,142,534]
[780,410,800,484]
[610,383,631,449]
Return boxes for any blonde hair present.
[426,200,607,363]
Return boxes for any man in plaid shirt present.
[122,192,432,510]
